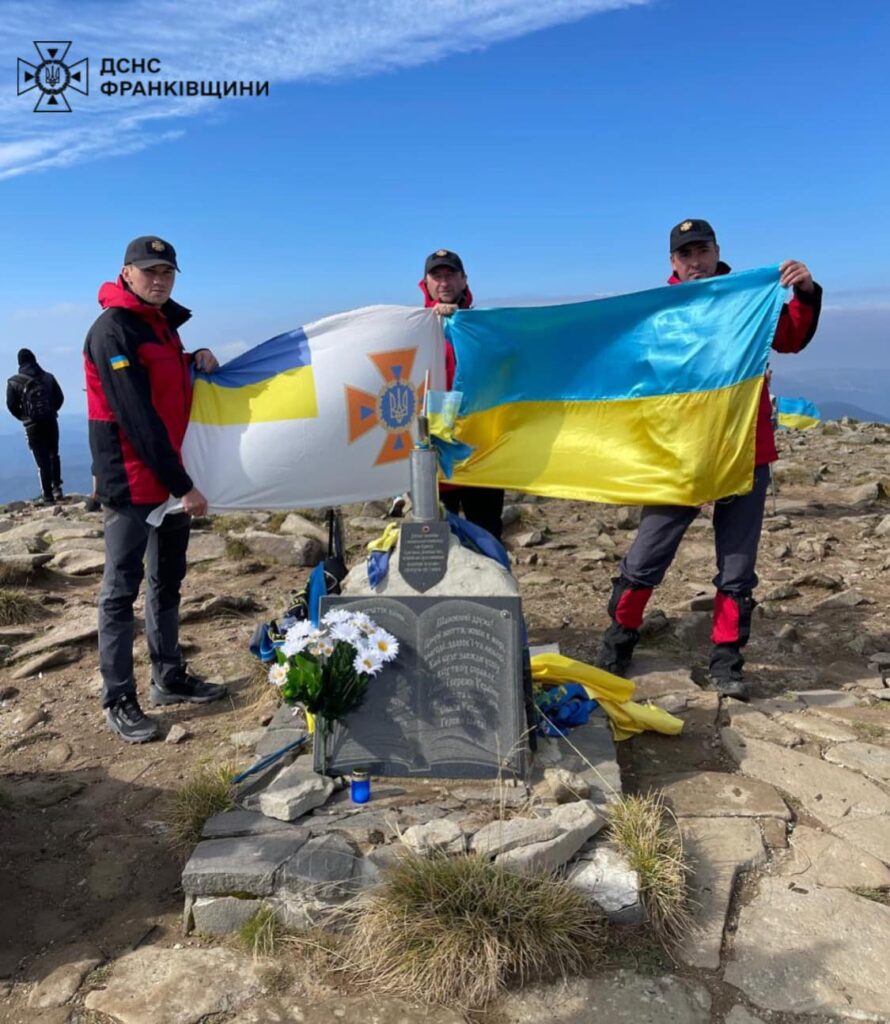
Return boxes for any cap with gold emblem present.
[424,248,465,275]
[669,218,716,253]
[123,236,180,270]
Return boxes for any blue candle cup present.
[350,770,371,804]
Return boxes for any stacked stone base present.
[181,706,643,934]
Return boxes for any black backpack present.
[16,375,54,421]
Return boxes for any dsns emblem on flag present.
[345,347,424,464]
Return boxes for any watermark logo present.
[17,41,88,112]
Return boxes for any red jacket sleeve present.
[772,283,823,354]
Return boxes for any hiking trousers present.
[98,504,191,707]
[440,486,505,540]
[619,464,771,595]
[25,418,61,498]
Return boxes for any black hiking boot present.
[105,693,161,743]
[595,623,640,677]
[150,667,227,706]
[707,643,750,701]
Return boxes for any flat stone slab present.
[498,970,711,1023]
[28,953,101,1008]
[824,740,890,783]
[775,712,859,743]
[181,834,307,896]
[10,646,81,680]
[533,717,621,801]
[831,816,890,865]
[677,817,766,969]
[471,816,563,857]
[184,532,226,562]
[721,728,890,827]
[724,1009,767,1024]
[627,655,702,699]
[84,946,264,1024]
[724,876,890,1019]
[228,994,464,1023]
[796,688,860,708]
[722,705,800,747]
[49,548,107,575]
[661,771,790,820]
[496,800,605,873]
[13,616,99,660]
[258,762,334,821]
[777,825,890,888]
[201,810,297,839]
[277,833,358,897]
[402,818,466,855]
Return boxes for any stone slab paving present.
[824,740,890,783]
[774,711,860,743]
[724,1008,767,1024]
[84,947,265,1024]
[27,953,101,1009]
[228,994,464,1023]
[660,771,790,820]
[776,825,890,888]
[724,876,890,1019]
[497,971,711,1023]
[627,655,702,699]
[831,815,890,865]
[676,817,766,970]
[721,704,800,747]
[201,809,298,839]
[721,728,890,826]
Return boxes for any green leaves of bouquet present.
[268,609,399,724]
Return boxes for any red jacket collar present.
[418,278,474,309]
[98,277,191,329]
[667,261,732,286]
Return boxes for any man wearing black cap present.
[419,249,505,539]
[6,348,65,504]
[84,236,227,743]
[596,219,822,701]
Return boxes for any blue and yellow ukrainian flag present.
[190,328,317,425]
[447,266,787,506]
[776,396,821,430]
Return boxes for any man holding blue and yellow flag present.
[596,219,822,701]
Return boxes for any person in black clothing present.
[6,348,65,504]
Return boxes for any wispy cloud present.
[1,0,649,179]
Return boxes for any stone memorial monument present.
[316,420,529,779]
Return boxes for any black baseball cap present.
[669,219,716,253]
[123,236,180,270]
[424,249,465,275]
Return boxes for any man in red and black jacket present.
[84,236,227,743]
[420,249,505,539]
[596,219,822,701]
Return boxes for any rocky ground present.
[1,420,890,1024]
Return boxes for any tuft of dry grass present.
[0,589,44,625]
[212,513,253,535]
[0,562,41,586]
[239,905,282,957]
[339,852,605,1010]
[165,763,235,853]
[224,535,251,561]
[606,793,692,950]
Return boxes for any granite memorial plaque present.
[315,595,527,779]
[397,521,450,593]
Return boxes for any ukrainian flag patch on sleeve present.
[110,355,130,371]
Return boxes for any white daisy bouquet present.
[268,608,399,731]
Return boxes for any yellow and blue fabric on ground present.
[531,652,684,741]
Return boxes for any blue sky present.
[1,0,888,414]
